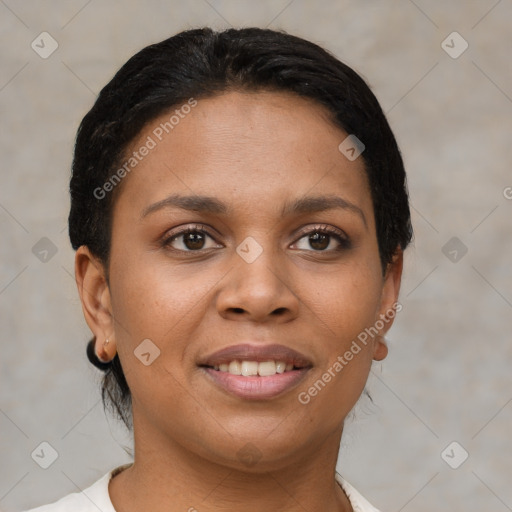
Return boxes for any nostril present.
[231,307,245,314]
[272,307,288,315]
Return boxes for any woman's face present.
[87,90,401,470]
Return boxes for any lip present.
[198,343,313,400]
[198,343,313,367]
[202,367,310,400]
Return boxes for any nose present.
[216,247,300,324]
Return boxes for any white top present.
[23,464,381,512]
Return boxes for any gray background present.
[1,1,511,510]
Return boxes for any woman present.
[25,26,412,512]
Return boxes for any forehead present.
[113,90,372,220]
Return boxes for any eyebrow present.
[140,193,366,227]
[281,195,367,227]
[141,194,227,219]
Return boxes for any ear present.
[75,246,116,361]
[373,249,404,361]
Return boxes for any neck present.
[109,420,352,512]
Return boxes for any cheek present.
[295,259,382,405]
[107,254,209,418]
[110,254,216,344]
[302,257,383,339]
[107,246,238,390]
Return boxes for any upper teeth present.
[213,360,294,376]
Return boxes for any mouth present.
[198,344,313,400]
[206,360,299,376]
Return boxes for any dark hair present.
[69,27,413,430]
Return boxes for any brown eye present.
[308,232,330,250]
[182,232,206,250]
[292,226,350,252]
[163,226,222,252]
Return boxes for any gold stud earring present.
[98,338,111,362]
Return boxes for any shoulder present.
[335,473,382,512]
[21,464,132,512]
[22,466,376,512]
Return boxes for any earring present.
[86,338,114,370]
[98,338,111,362]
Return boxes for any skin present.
[75,90,403,512]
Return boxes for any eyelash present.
[293,224,351,251]
[161,224,351,254]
